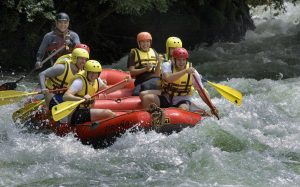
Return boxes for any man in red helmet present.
[141,47,218,118]
[127,32,161,96]
[35,12,80,69]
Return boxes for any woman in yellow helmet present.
[127,32,161,96]
[39,48,89,110]
[141,48,218,117]
[63,60,127,124]
[164,36,183,62]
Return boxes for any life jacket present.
[74,71,100,106]
[161,62,193,97]
[130,48,158,71]
[45,59,75,90]
[47,29,72,59]
[55,54,72,64]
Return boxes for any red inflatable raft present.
[14,68,206,147]
[23,105,203,147]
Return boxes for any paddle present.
[201,78,242,106]
[0,88,67,106]
[189,62,242,106]
[12,99,45,123]
[192,74,242,119]
[52,79,129,121]
[0,45,66,91]
[193,74,220,119]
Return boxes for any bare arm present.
[163,67,194,83]
[63,79,86,101]
[63,90,84,101]
[128,66,150,77]
[154,60,161,77]
[127,50,152,77]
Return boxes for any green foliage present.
[1,0,55,31]
[16,0,55,22]
[99,0,176,15]
[0,0,257,69]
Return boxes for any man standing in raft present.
[127,32,161,96]
[35,12,80,69]
[141,47,219,118]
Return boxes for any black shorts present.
[49,94,64,110]
[158,95,191,108]
[70,108,91,125]
[132,77,160,96]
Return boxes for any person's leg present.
[141,93,160,110]
[90,108,116,121]
[178,103,189,110]
[176,100,191,111]
[139,90,161,100]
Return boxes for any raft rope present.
[147,103,165,130]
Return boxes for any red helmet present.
[172,48,189,59]
[74,43,90,54]
[137,32,152,42]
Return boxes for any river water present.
[1,2,300,186]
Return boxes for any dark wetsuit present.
[36,29,80,64]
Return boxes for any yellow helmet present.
[166,37,182,59]
[84,60,102,72]
[71,48,89,63]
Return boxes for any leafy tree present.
[0,0,296,69]
[0,0,55,32]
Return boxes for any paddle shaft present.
[193,74,219,120]
[91,79,128,98]
[0,45,66,89]
[22,45,66,81]
[0,87,69,106]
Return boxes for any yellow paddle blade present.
[51,99,85,121]
[0,90,39,106]
[12,100,45,123]
[207,81,242,106]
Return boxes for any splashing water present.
[1,2,300,186]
